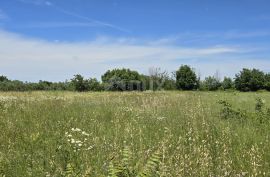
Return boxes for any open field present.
[0,91,270,176]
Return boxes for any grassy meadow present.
[0,91,270,176]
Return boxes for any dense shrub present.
[102,68,144,91]
[254,97,270,123]
[176,65,198,90]
[218,98,270,124]
[143,67,176,91]
[0,75,9,82]
[87,78,103,91]
[235,68,265,91]
[1,67,270,92]
[0,80,27,91]
[218,100,246,120]
[71,74,89,92]
[71,74,102,92]
[222,77,234,90]
[200,76,221,91]
[264,74,270,91]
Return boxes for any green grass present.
[0,91,269,176]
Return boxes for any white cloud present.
[223,30,270,39]
[0,30,239,62]
[0,30,268,81]
[150,30,270,45]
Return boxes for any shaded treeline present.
[1,66,270,92]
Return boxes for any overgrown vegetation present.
[1,66,270,91]
[218,97,270,124]
[176,65,199,90]
[0,91,269,176]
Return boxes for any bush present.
[102,69,143,91]
[143,68,176,91]
[71,74,88,92]
[218,100,247,120]
[0,80,27,91]
[254,97,270,123]
[71,75,102,92]
[201,76,221,91]
[218,98,270,124]
[86,78,103,91]
[264,74,270,91]
[235,68,265,91]
[0,76,9,82]
[176,65,198,90]
[222,77,234,90]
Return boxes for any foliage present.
[1,67,270,92]
[254,97,270,123]
[176,65,198,90]
[108,147,161,177]
[0,79,72,91]
[264,73,270,91]
[235,68,265,91]
[218,100,246,120]
[102,68,143,91]
[87,78,103,91]
[71,74,88,92]
[71,74,102,92]
[144,67,176,91]
[0,76,9,82]
[222,77,234,90]
[201,76,221,91]
[35,80,53,90]
[0,80,27,91]
[255,97,264,112]
[218,98,270,124]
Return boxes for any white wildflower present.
[87,146,93,150]
[75,128,81,132]
[82,131,90,136]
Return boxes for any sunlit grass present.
[0,91,269,176]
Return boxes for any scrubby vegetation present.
[0,91,269,176]
[1,66,270,92]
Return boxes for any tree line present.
[1,66,270,92]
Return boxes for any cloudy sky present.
[0,0,270,81]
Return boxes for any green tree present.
[86,78,102,91]
[235,68,265,91]
[102,68,143,91]
[71,74,88,92]
[0,75,9,82]
[264,73,270,91]
[145,67,176,91]
[222,77,234,90]
[35,80,53,90]
[176,65,198,90]
[201,76,221,91]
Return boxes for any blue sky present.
[0,0,270,81]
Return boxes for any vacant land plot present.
[0,91,269,176]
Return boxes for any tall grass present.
[0,91,269,176]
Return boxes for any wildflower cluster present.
[65,128,93,152]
